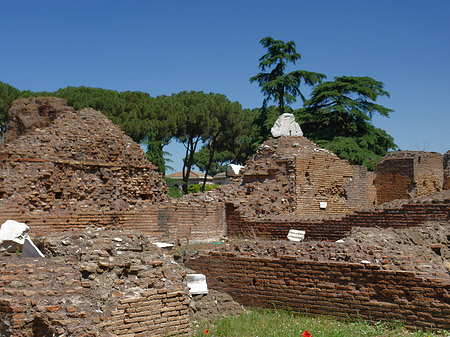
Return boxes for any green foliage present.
[168,185,183,198]
[145,137,166,174]
[171,91,214,192]
[193,308,446,337]
[193,146,229,176]
[0,81,21,137]
[299,76,397,170]
[52,86,155,143]
[187,183,218,194]
[250,37,326,114]
[163,177,184,198]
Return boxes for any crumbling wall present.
[199,136,374,220]
[187,251,450,331]
[376,151,443,204]
[226,201,450,241]
[0,201,226,243]
[0,97,74,146]
[0,230,191,336]
[0,98,168,213]
[295,149,374,216]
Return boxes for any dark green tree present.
[298,76,397,170]
[172,91,214,193]
[200,96,245,191]
[194,105,260,187]
[0,81,21,138]
[250,37,326,114]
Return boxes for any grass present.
[191,308,449,337]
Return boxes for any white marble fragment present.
[187,274,208,295]
[287,229,306,242]
[271,113,303,138]
[0,220,29,252]
[226,164,244,177]
[22,237,45,257]
[153,242,174,250]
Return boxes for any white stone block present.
[226,164,244,177]
[319,202,327,209]
[187,273,208,295]
[0,220,29,252]
[153,242,174,250]
[287,229,306,242]
[271,113,303,138]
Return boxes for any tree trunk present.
[201,136,217,192]
[183,135,201,194]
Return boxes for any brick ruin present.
[196,136,376,220]
[1,230,191,336]
[0,97,168,213]
[375,151,444,204]
[1,97,450,334]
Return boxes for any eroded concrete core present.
[0,97,168,213]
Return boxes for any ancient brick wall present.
[376,151,443,204]
[226,203,450,241]
[295,150,375,216]
[0,202,226,243]
[187,252,450,331]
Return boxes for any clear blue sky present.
[2,0,449,173]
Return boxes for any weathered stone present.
[287,229,305,242]
[186,274,208,295]
[270,113,303,138]
[226,164,244,177]
[0,220,29,252]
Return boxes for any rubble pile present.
[0,229,191,336]
[0,97,168,213]
[189,289,245,324]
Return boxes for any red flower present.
[302,330,312,337]
[204,329,209,334]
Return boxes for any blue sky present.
[1,0,449,172]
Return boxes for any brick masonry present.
[376,151,444,204]
[226,202,450,241]
[0,262,190,336]
[295,150,375,216]
[0,201,226,243]
[0,98,168,213]
[187,252,450,331]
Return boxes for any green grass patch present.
[192,308,449,337]
[187,183,219,194]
